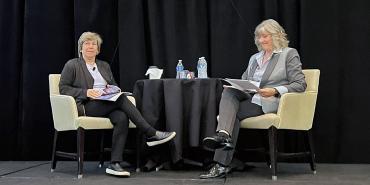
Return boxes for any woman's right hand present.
[258,88,277,97]
[87,89,103,99]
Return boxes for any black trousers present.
[84,95,156,162]
[214,88,264,166]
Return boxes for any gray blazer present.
[59,58,118,115]
[241,47,307,113]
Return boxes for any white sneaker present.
[105,163,130,177]
[146,131,176,146]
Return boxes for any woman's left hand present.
[258,88,277,97]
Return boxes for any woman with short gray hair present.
[59,31,176,177]
[77,32,103,58]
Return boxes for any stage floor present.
[0,161,369,185]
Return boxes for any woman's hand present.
[258,88,277,97]
[87,89,103,99]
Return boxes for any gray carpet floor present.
[1,161,369,185]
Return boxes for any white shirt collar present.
[255,48,284,61]
[273,48,283,54]
[86,63,97,71]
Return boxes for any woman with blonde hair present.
[200,19,306,179]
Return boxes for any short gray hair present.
[254,19,289,51]
[77,32,103,57]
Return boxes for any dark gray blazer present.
[59,58,118,115]
[241,47,307,113]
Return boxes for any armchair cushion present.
[240,113,279,129]
[76,116,113,130]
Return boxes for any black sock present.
[146,129,156,137]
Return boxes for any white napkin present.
[145,67,163,79]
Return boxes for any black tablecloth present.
[133,78,223,163]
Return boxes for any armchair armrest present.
[125,93,136,106]
[50,95,79,131]
[276,92,318,130]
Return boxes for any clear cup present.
[187,71,195,79]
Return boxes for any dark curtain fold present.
[0,0,24,160]
[20,0,75,160]
[1,0,370,163]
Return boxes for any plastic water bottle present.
[197,57,208,78]
[176,60,184,79]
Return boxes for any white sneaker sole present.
[105,168,130,177]
[147,132,176,146]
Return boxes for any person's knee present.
[110,111,129,127]
[222,88,250,101]
[117,114,129,126]
[222,88,235,96]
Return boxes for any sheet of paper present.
[96,92,124,101]
[223,78,260,92]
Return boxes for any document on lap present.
[95,85,123,101]
[222,78,260,93]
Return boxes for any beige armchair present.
[240,69,320,180]
[49,74,137,178]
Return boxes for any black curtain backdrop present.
[1,0,370,163]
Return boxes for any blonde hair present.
[254,19,289,51]
[77,32,103,57]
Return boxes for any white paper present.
[94,85,123,101]
[96,92,124,101]
[223,78,260,92]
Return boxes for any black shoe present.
[199,164,231,179]
[105,163,130,177]
[203,134,234,150]
[147,131,176,146]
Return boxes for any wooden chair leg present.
[51,130,58,172]
[99,131,105,168]
[307,130,316,173]
[268,127,277,180]
[263,131,271,167]
[265,153,271,168]
[77,127,85,179]
[136,130,141,172]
